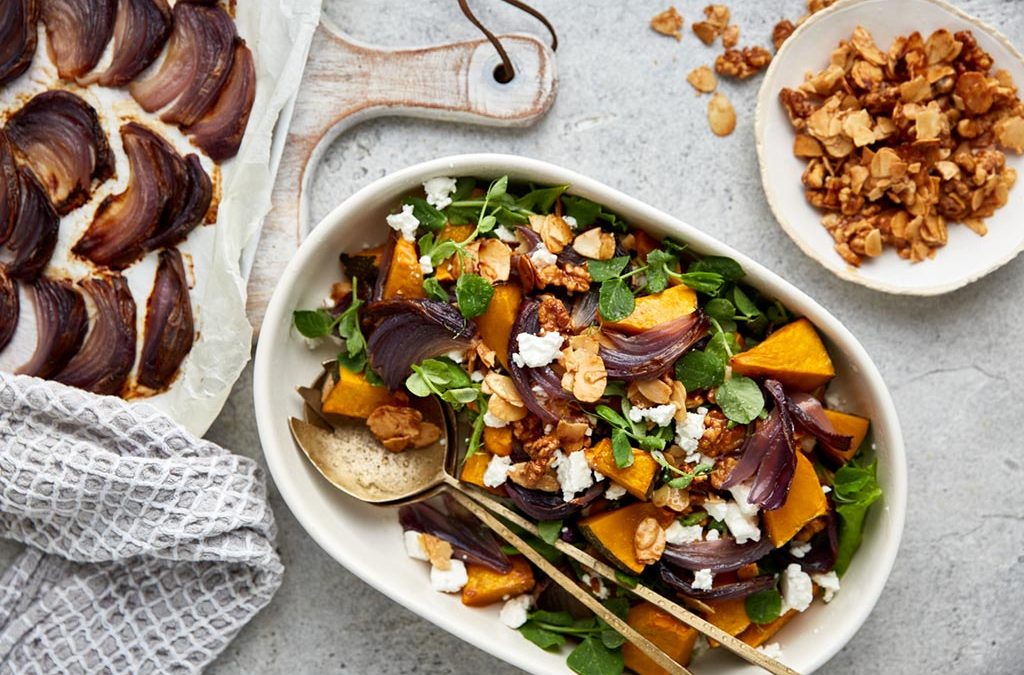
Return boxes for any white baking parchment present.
[0,0,322,436]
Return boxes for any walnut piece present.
[697,409,747,456]
[707,92,737,136]
[538,295,572,334]
[687,65,717,94]
[650,6,684,41]
[421,534,454,570]
[722,24,739,49]
[772,19,795,52]
[715,46,772,79]
[634,517,667,565]
[366,405,442,452]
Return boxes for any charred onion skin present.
[599,310,709,381]
[398,501,511,573]
[660,536,773,574]
[0,130,18,245]
[54,275,137,395]
[0,270,17,353]
[73,122,210,269]
[129,1,237,127]
[507,298,572,425]
[6,91,114,215]
[89,0,172,87]
[41,0,116,80]
[18,277,88,379]
[4,167,59,281]
[658,563,774,601]
[187,39,255,161]
[0,0,38,86]
[504,480,605,521]
[137,248,194,391]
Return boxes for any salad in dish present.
[293,175,882,673]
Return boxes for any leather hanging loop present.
[457,0,558,83]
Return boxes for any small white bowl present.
[756,0,1024,295]
[253,154,906,674]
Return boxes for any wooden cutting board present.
[245,18,557,332]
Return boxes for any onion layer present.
[366,299,476,390]
[54,275,136,395]
[0,130,18,245]
[18,277,88,379]
[507,298,572,425]
[398,502,511,573]
[186,39,255,161]
[129,1,236,126]
[0,269,16,353]
[89,0,172,87]
[6,90,114,214]
[599,310,709,380]
[137,248,194,391]
[658,563,775,601]
[0,0,38,86]
[661,536,773,574]
[40,0,116,80]
[504,480,605,521]
[786,391,853,455]
[3,167,59,281]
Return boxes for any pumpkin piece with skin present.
[483,425,513,457]
[578,502,675,574]
[739,608,798,647]
[730,318,836,391]
[321,367,395,418]
[763,451,829,547]
[382,237,425,300]
[461,556,535,607]
[584,438,658,500]
[622,602,699,675]
[702,597,752,647]
[474,283,522,370]
[602,284,697,334]
[822,409,870,462]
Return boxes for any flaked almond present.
[687,65,717,94]
[851,25,886,65]
[841,109,875,147]
[636,378,673,405]
[956,71,994,114]
[483,372,523,407]
[421,534,454,570]
[488,393,528,422]
[995,116,1024,153]
[477,238,511,283]
[914,103,944,141]
[793,134,823,157]
[651,484,690,512]
[475,341,497,369]
[572,227,615,260]
[529,214,573,254]
[863,228,883,257]
[692,21,718,45]
[899,75,931,103]
[670,381,688,422]
[555,419,591,452]
[722,24,739,49]
[634,517,667,564]
[707,92,736,136]
[934,160,959,180]
[650,6,684,40]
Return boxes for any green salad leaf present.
[567,637,624,675]
[715,375,765,423]
[402,196,446,232]
[745,588,783,624]
[455,273,494,318]
[832,457,882,575]
[537,519,564,546]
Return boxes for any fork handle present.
[445,489,692,675]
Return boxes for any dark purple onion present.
[0,270,17,352]
[661,536,773,574]
[40,0,115,80]
[658,563,775,601]
[138,248,194,391]
[366,298,476,390]
[516,225,541,250]
[600,310,709,380]
[504,480,605,521]
[145,152,212,251]
[557,246,586,266]
[786,391,852,455]
[0,130,17,245]
[186,39,255,161]
[88,0,171,87]
[371,232,397,302]
[507,298,572,424]
[569,289,599,330]
[398,501,511,573]
[18,277,88,378]
[0,0,38,87]
[4,167,59,281]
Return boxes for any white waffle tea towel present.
[0,373,284,673]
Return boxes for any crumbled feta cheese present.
[552,450,595,501]
[705,528,721,541]
[386,203,420,241]
[494,225,519,243]
[563,215,578,229]
[483,411,508,428]
[430,559,468,593]
[757,643,784,660]
[703,496,761,544]
[512,331,563,368]
[789,541,812,559]
[529,243,558,268]
[727,482,760,517]
[822,485,832,494]
[780,564,814,613]
[627,404,678,428]
[423,176,457,210]
[446,349,465,363]
[604,483,628,500]
[404,531,429,561]
[483,454,512,488]
[675,406,708,454]
[419,255,434,275]
[499,594,533,628]
[580,573,610,600]
[692,568,714,590]
[664,522,703,545]
[811,570,840,603]
[470,370,485,382]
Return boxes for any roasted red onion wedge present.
[129,1,236,127]
[0,130,18,245]
[398,502,512,573]
[40,0,116,80]
[658,563,775,601]
[137,248,194,391]
[54,275,136,395]
[661,536,773,574]
[18,277,88,379]
[186,39,255,161]
[0,0,38,86]
[786,391,853,455]
[6,91,114,214]
[508,298,571,425]
[599,310,709,381]
[2,167,59,281]
[0,270,16,353]
[88,0,172,87]
[504,480,605,521]
[145,153,211,251]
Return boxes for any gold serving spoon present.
[289,364,798,675]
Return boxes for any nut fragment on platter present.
[650,6,684,41]
[772,19,795,52]
[366,404,442,452]
[692,4,731,45]
[707,92,737,136]
[722,24,739,49]
[687,65,717,94]
[715,46,772,79]
[634,517,666,564]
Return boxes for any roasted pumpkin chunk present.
[459,451,492,489]
[579,503,674,574]
[622,602,698,675]
[321,367,394,418]
[584,438,658,500]
[461,556,535,607]
[702,597,752,647]
[763,452,829,547]
[382,237,425,300]
[730,318,835,391]
[434,224,475,282]
[483,425,513,457]
[822,409,870,462]
[603,283,697,334]
[475,283,522,369]
[739,608,797,646]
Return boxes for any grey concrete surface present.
[204,1,1024,673]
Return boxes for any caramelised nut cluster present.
[780,26,1024,265]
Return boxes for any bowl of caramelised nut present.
[755,0,1024,295]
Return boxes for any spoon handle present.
[445,489,692,675]
[448,479,799,675]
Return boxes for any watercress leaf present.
[418,232,436,256]
[745,589,783,624]
[418,359,457,385]
[715,376,765,424]
[364,368,384,386]
[293,309,334,338]
[518,622,566,650]
[429,240,458,265]
[562,194,602,227]
[516,185,569,214]
[451,177,476,202]
[667,475,695,489]
[405,370,432,398]
[445,205,476,225]
[637,434,666,452]
[500,543,520,555]
[643,249,676,294]
[704,297,736,323]
[403,196,447,232]
[660,237,688,257]
[689,255,744,281]
[455,273,495,319]
[487,175,509,200]
[676,271,725,294]
[611,429,633,468]
[600,628,627,650]
[587,256,630,282]
[675,349,727,390]
[833,458,882,575]
[732,285,760,318]
[705,330,740,361]
[423,276,449,302]
[680,511,707,526]
[602,380,626,399]
[598,277,635,322]
[336,351,367,374]
[537,520,563,545]
[614,571,639,589]
[479,214,497,233]
[529,610,574,627]
[595,405,629,429]
[446,387,480,405]
[566,636,624,675]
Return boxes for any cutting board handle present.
[247,20,557,330]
